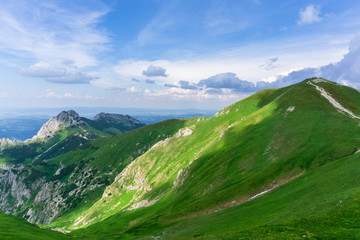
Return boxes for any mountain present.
[0,110,145,224]
[0,110,145,164]
[2,78,360,239]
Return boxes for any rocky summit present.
[94,112,142,125]
[0,110,145,224]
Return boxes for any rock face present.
[55,110,84,126]
[0,110,147,224]
[0,163,107,224]
[93,113,145,131]
[0,138,19,150]
[94,113,142,124]
[31,110,85,141]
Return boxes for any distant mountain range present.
[1,78,360,239]
[0,108,216,140]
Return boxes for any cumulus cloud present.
[142,65,168,77]
[314,34,360,88]
[297,5,322,25]
[271,34,360,89]
[19,62,95,84]
[178,80,197,89]
[198,72,255,92]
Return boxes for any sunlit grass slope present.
[0,213,73,240]
[65,78,360,238]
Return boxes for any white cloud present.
[0,0,110,67]
[19,62,95,84]
[265,34,360,89]
[297,5,322,25]
[111,39,346,87]
[145,86,244,101]
[41,89,103,100]
[142,65,168,77]
[317,33,360,88]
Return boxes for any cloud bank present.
[20,62,95,84]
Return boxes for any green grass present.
[0,213,73,240]
[64,78,360,238]
[72,153,360,239]
[3,78,360,239]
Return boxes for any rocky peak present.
[55,110,81,126]
[94,112,142,124]
[0,138,19,150]
[30,110,84,141]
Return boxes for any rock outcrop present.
[94,112,143,125]
[30,110,85,141]
[0,138,19,150]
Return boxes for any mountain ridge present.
[2,78,360,239]
[0,110,146,224]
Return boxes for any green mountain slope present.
[2,77,360,239]
[0,110,147,224]
[57,78,360,238]
[0,213,72,240]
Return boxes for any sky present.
[0,0,360,110]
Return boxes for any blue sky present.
[0,0,360,110]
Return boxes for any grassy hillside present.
[0,118,186,225]
[0,213,72,240]
[2,78,360,239]
[63,78,360,238]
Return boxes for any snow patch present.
[287,106,295,112]
[249,187,276,200]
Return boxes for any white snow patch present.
[308,81,360,119]
[249,187,276,200]
[287,106,295,112]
